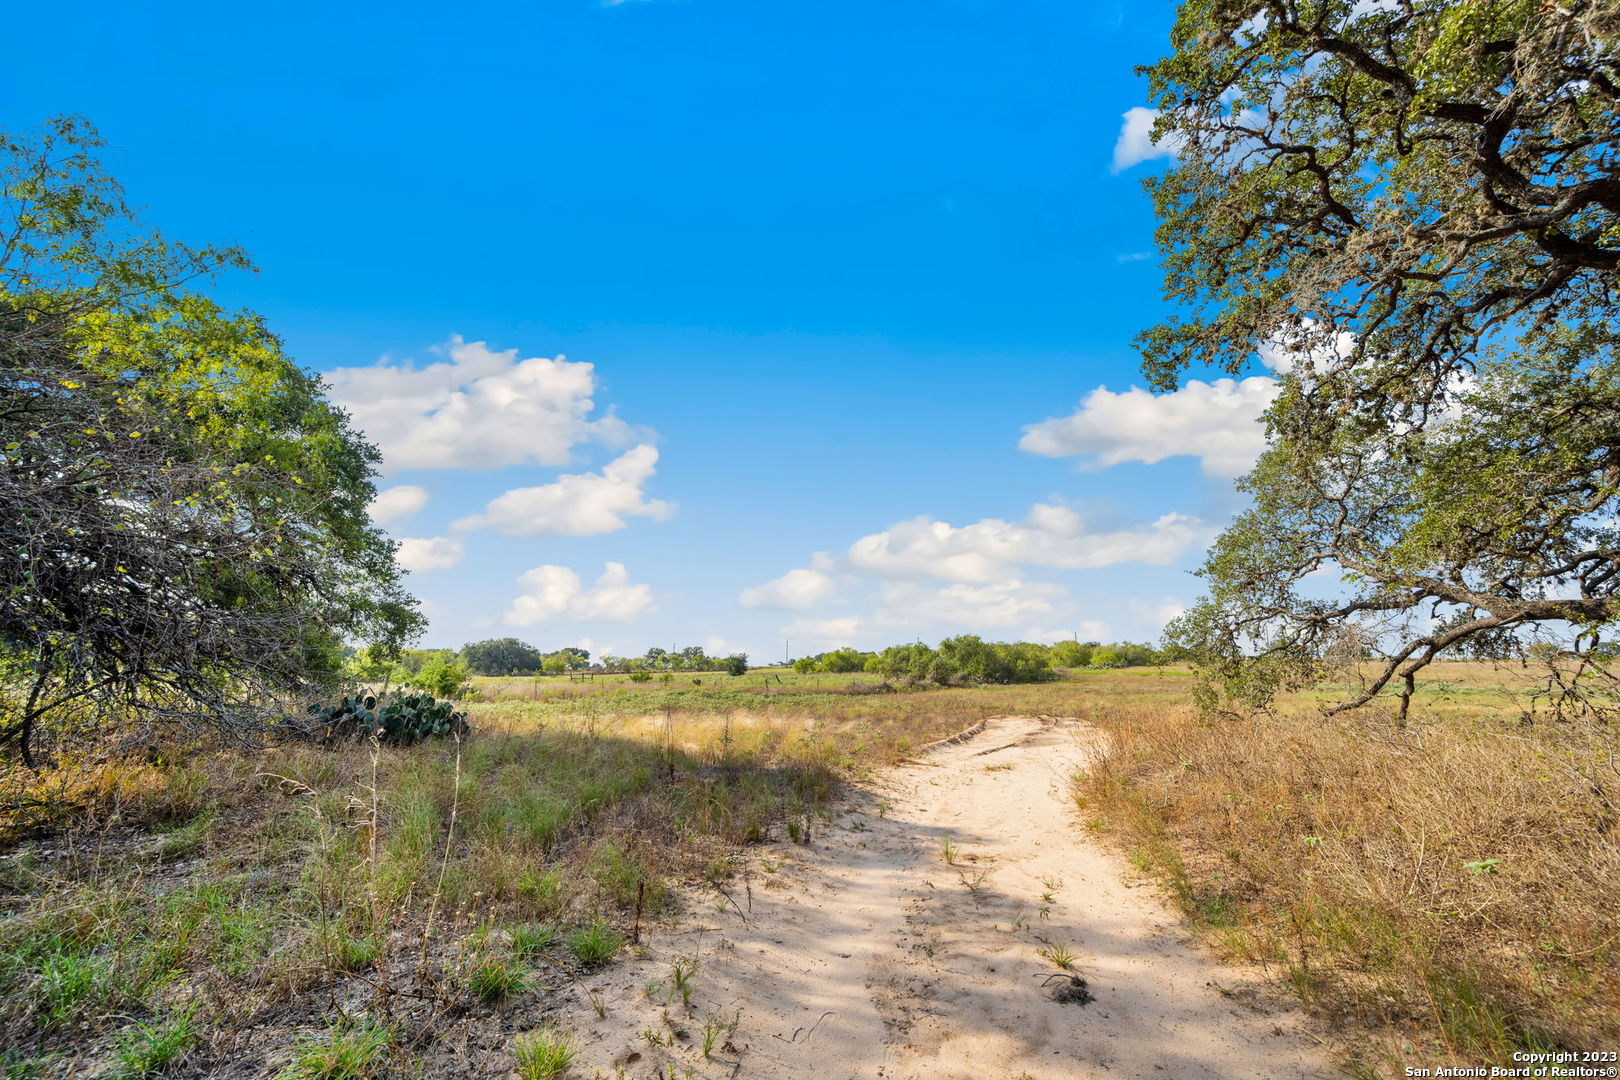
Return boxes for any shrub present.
[408,658,469,701]
[305,691,468,745]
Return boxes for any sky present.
[4,0,1283,662]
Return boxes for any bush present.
[305,691,468,745]
[722,654,749,677]
[408,658,468,700]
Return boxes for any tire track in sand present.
[561,716,1335,1080]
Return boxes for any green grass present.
[467,956,530,1002]
[111,1007,198,1079]
[509,923,557,957]
[279,1020,392,1080]
[566,920,625,967]
[513,1027,576,1080]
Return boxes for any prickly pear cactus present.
[306,690,469,745]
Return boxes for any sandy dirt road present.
[561,716,1335,1079]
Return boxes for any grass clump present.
[565,920,624,967]
[111,1007,199,1078]
[509,922,556,958]
[279,1019,392,1080]
[513,1026,576,1080]
[467,956,530,1002]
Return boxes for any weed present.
[510,923,557,958]
[37,947,102,1025]
[514,1027,576,1080]
[939,835,958,865]
[670,957,697,1007]
[699,1010,738,1058]
[468,956,530,1002]
[111,1007,198,1079]
[566,920,624,967]
[279,1019,391,1080]
[1038,943,1077,971]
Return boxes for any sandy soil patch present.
[555,715,1334,1079]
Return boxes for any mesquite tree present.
[1139,1,1620,717]
[1,118,421,764]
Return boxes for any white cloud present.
[739,555,837,610]
[781,616,868,651]
[848,505,1208,583]
[506,562,655,626]
[396,536,465,572]
[369,484,429,525]
[1112,106,1184,173]
[327,336,641,473]
[877,578,1062,628]
[1153,601,1186,628]
[575,636,615,660]
[1019,377,1279,478]
[454,444,673,537]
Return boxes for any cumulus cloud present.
[877,578,1062,628]
[506,562,655,626]
[847,505,1208,583]
[781,615,868,651]
[395,536,465,572]
[327,336,641,473]
[368,485,429,525]
[739,554,837,610]
[1019,377,1279,478]
[454,445,672,537]
[1112,106,1184,173]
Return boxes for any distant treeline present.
[790,636,1180,685]
[346,638,754,686]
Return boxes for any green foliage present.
[1048,640,1094,668]
[467,956,530,1002]
[279,1020,392,1080]
[1140,0,1620,715]
[408,657,469,700]
[306,691,468,745]
[721,653,749,677]
[0,117,421,764]
[513,1028,576,1080]
[818,648,870,674]
[565,920,624,967]
[111,1007,198,1079]
[459,638,542,676]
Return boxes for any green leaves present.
[306,690,469,746]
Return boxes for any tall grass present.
[1077,664,1620,1071]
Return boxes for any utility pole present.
[784,640,789,666]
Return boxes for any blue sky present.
[7,0,1280,661]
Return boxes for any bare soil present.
[555,715,1334,1079]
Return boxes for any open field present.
[0,663,1615,1077]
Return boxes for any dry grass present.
[1077,661,1620,1073]
[2,663,1614,1076]
[0,669,1073,1076]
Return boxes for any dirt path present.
[561,716,1334,1079]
